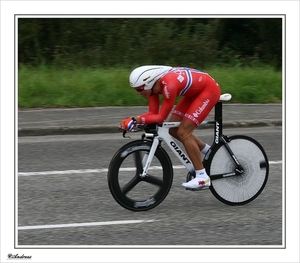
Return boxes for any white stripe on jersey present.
[170,67,204,96]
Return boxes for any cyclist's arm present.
[132,93,158,124]
[135,88,176,124]
[141,93,160,116]
[134,94,159,124]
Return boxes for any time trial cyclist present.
[120,65,221,190]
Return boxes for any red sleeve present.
[139,81,177,124]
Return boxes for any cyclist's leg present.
[182,85,221,134]
[170,98,207,153]
[176,118,204,170]
[178,118,211,189]
[170,98,211,189]
[180,85,220,189]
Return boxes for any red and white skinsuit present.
[138,67,221,126]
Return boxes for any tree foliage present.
[18,17,282,70]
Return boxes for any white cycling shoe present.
[182,176,211,190]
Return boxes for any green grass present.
[208,66,282,103]
[18,65,282,108]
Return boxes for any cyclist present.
[120,65,221,190]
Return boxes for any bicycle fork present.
[140,137,160,178]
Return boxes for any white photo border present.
[1,1,299,263]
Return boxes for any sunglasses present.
[135,85,145,92]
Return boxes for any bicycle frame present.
[141,122,194,177]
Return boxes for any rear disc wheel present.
[205,135,269,205]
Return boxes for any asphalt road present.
[17,126,283,247]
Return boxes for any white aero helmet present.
[129,65,172,90]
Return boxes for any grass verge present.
[18,65,282,108]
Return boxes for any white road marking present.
[18,161,282,177]
[18,219,159,231]
[269,160,283,164]
[17,165,182,176]
[18,168,108,176]
[17,161,282,232]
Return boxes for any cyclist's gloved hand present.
[120,117,137,132]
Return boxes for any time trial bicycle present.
[107,93,269,211]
